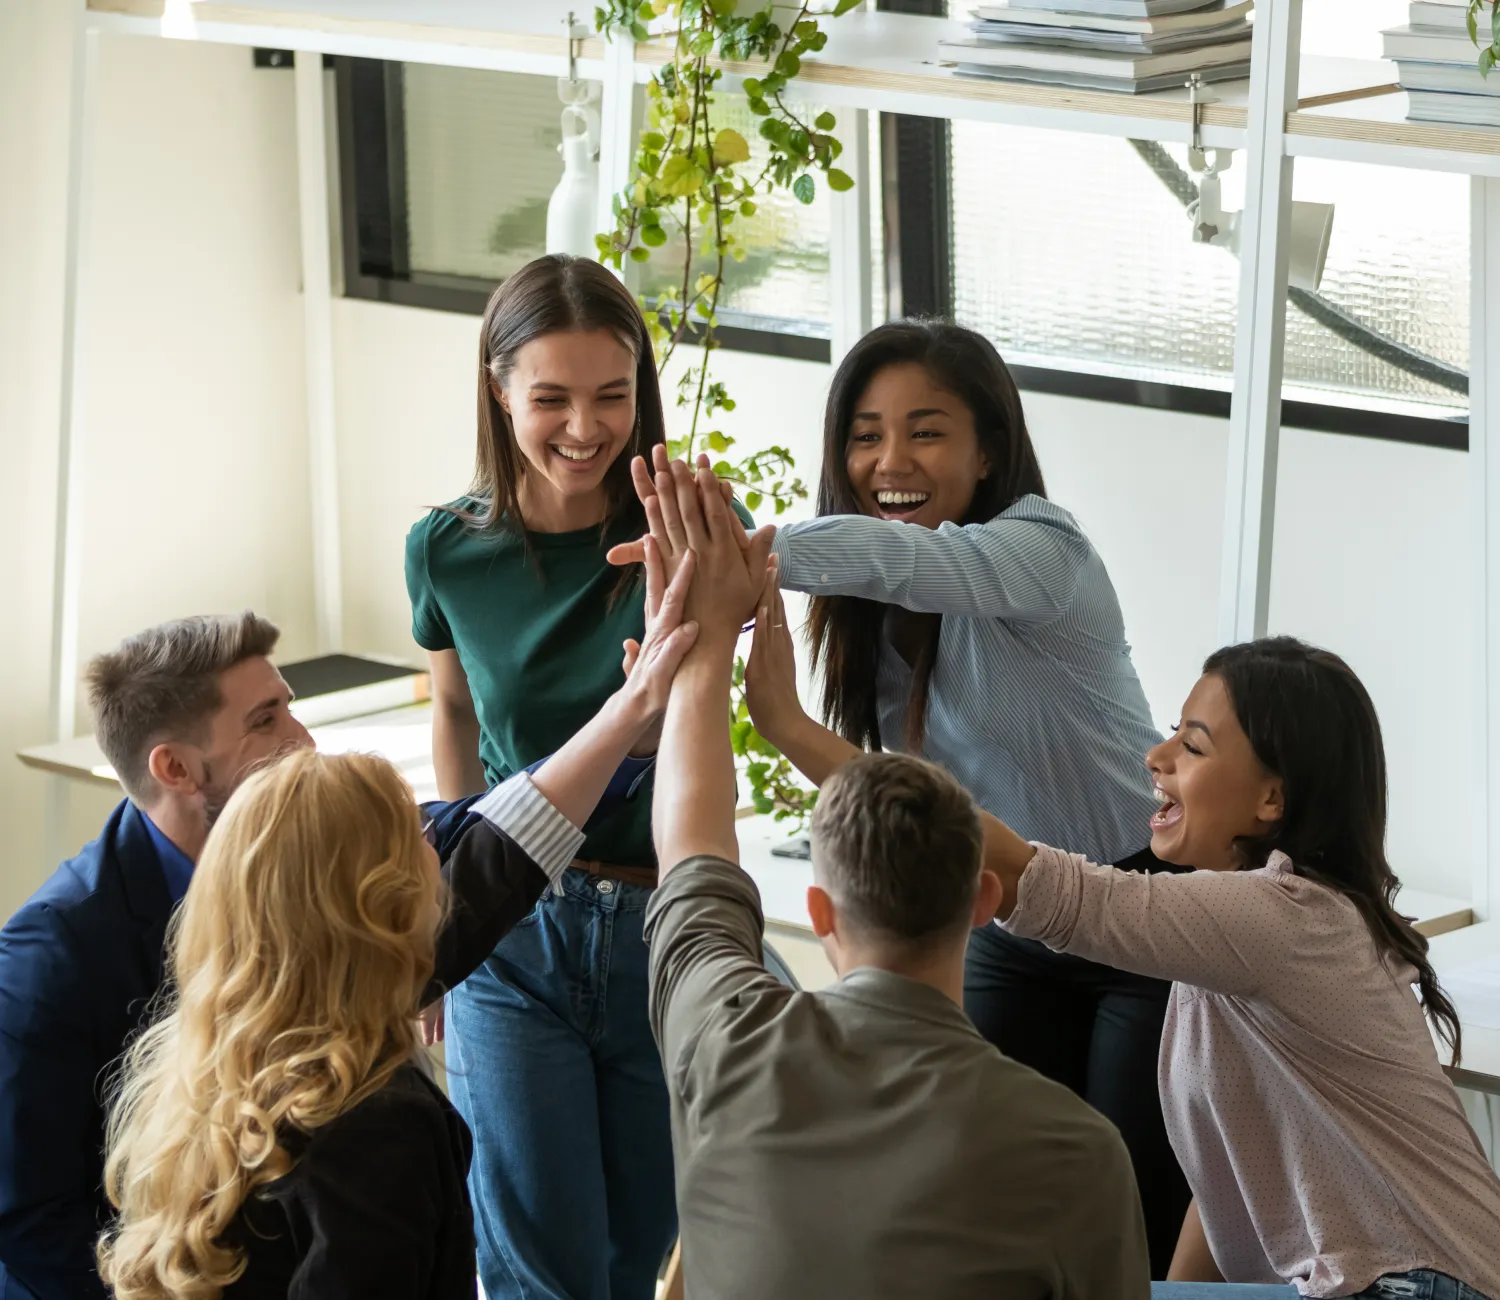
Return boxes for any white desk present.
[1429,920,1500,1096]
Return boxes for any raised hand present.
[606,444,758,570]
[656,458,775,639]
[617,535,700,728]
[743,561,809,749]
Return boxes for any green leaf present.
[747,95,771,115]
[722,398,736,411]
[1468,1,1479,44]
[745,490,763,511]
[752,792,775,814]
[834,0,862,13]
[742,76,763,97]
[740,199,757,217]
[660,154,707,197]
[715,127,752,164]
[827,167,854,192]
[629,246,651,262]
[630,20,650,40]
[641,130,666,150]
[1483,44,1496,75]
[707,430,732,452]
[792,173,816,204]
[639,223,668,247]
[776,51,801,77]
[730,718,753,756]
[814,110,836,130]
[712,459,733,475]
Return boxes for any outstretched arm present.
[654,461,773,874]
[745,579,1036,909]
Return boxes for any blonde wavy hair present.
[97,748,445,1300]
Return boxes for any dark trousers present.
[963,845,1193,1280]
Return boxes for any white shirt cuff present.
[472,772,584,886]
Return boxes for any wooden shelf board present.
[1290,73,1500,159]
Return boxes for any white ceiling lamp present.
[1184,75,1334,291]
[547,14,603,258]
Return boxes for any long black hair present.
[808,321,1047,751]
[1205,637,1463,1063]
[444,254,665,599]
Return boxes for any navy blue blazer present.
[0,799,169,1300]
[0,764,646,1300]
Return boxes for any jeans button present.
[596,879,615,895]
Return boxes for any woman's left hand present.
[619,536,699,744]
[744,560,808,750]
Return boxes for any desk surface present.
[1429,920,1500,1093]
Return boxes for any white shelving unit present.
[46,0,1500,924]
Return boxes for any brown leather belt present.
[568,858,659,890]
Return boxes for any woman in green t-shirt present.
[404,255,681,1300]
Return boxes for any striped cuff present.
[472,772,585,886]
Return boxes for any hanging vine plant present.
[594,0,860,824]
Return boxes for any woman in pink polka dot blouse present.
[985,637,1500,1299]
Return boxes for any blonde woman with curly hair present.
[98,544,701,1299]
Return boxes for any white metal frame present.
[52,0,1500,918]
[295,50,344,656]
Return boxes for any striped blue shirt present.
[772,494,1162,864]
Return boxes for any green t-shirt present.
[405,497,752,868]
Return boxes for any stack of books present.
[1384,1,1500,126]
[937,0,1254,95]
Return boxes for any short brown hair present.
[84,612,280,802]
[810,753,984,944]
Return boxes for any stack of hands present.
[609,445,812,752]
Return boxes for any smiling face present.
[844,362,990,530]
[1145,673,1285,872]
[194,657,312,821]
[498,327,638,532]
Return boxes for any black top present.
[224,1067,475,1300]
[222,811,549,1297]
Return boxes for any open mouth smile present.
[874,489,931,519]
[1151,783,1184,831]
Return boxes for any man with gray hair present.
[0,613,313,1299]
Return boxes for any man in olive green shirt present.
[639,457,1150,1300]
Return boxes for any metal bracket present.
[1187,73,1219,172]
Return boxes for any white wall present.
[0,28,314,919]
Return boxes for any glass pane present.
[949,122,1468,414]
[633,89,834,337]
[402,64,563,282]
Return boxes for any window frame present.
[328,52,1468,450]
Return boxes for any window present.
[334,59,869,357]
[939,0,1468,440]
[949,130,1467,417]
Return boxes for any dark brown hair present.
[449,255,665,594]
[811,752,983,945]
[1204,637,1464,1064]
[808,321,1047,752]
[84,612,281,803]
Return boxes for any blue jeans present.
[445,872,676,1300]
[1153,1272,1493,1299]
